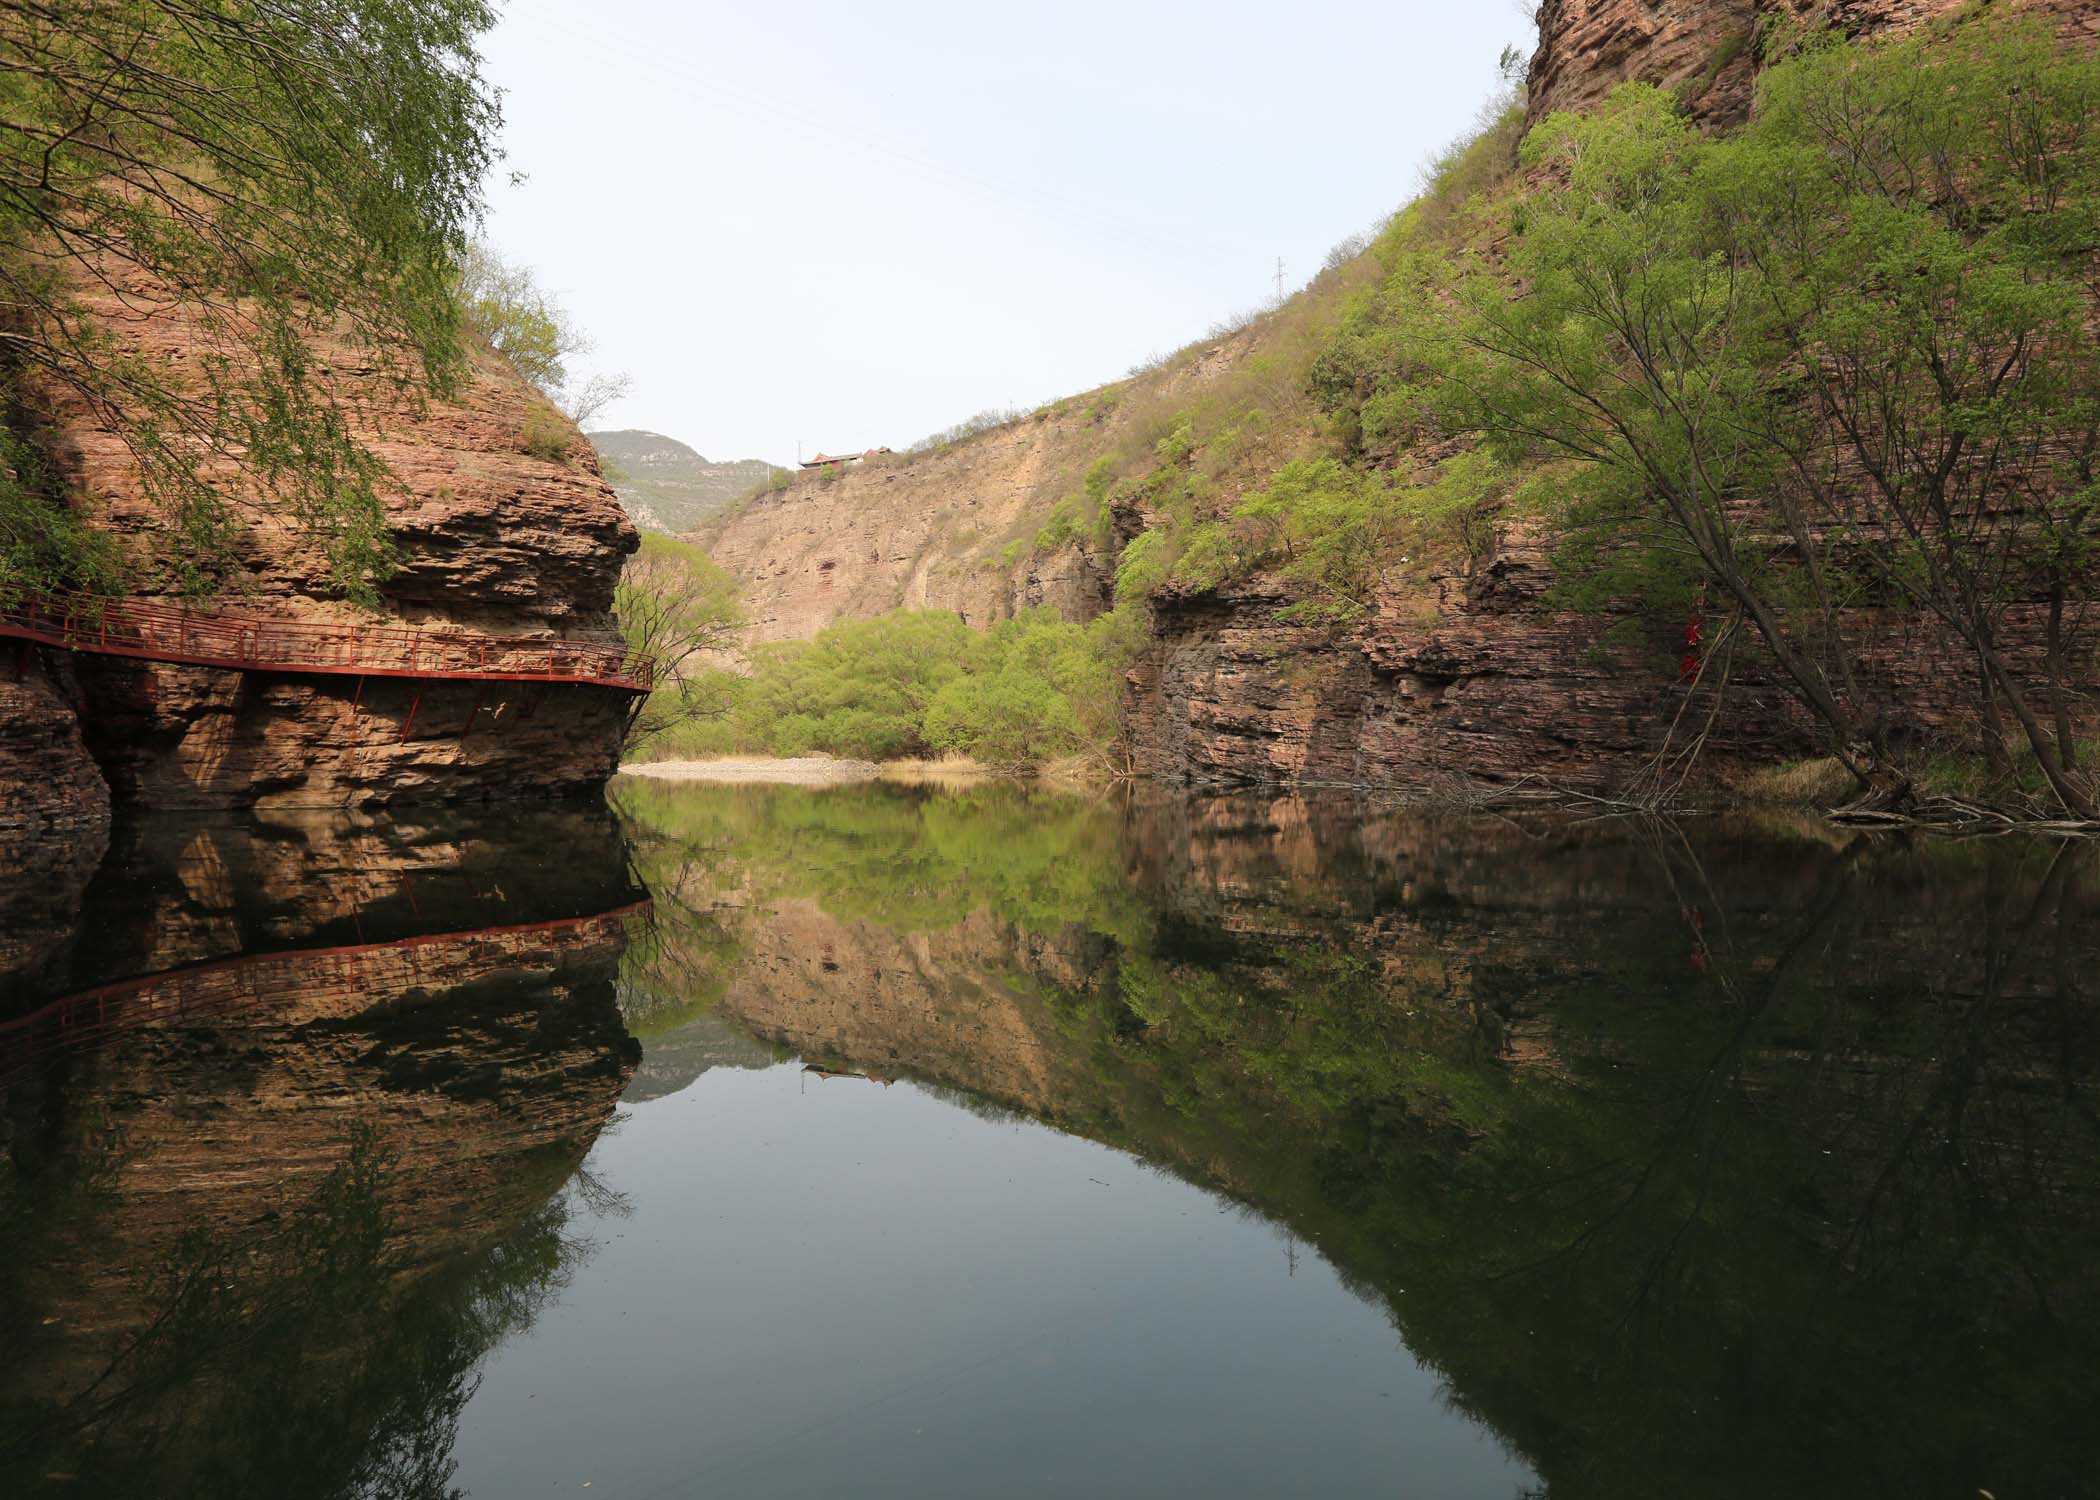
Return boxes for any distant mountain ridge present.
[588,429,781,535]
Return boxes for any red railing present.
[0,899,653,1082]
[0,587,654,692]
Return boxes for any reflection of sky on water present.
[455,1061,1529,1500]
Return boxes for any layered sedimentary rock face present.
[692,421,1111,645]
[1526,0,2100,127]
[8,256,640,820]
[68,660,634,809]
[1122,524,2092,792]
[683,337,1276,646]
[0,654,109,834]
[34,259,637,633]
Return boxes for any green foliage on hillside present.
[1059,13,2100,815]
[654,14,2100,814]
[1081,94,1529,620]
[0,429,125,597]
[1163,456,1503,620]
[0,0,502,600]
[1337,19,2100,813]
[634,605,1143,769]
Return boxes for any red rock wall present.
[1527,0,2100,128]
[7,257,640,814]
[1126,531,2097,792]
[1126,0,2100,794]
[34,259,637,633]
[1528,0,1762,127]
[0,649,110,833]
[69,659,629,809]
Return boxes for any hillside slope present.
[591,428,779,534]
[688,314,1344,643]
[689,0,2100,799]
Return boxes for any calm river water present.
[2,780,2095,1497]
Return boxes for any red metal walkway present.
[0,899,653,1082]
[0,587,653,692]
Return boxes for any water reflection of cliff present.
[0,805,646,1497]
[615,778,2100,1500]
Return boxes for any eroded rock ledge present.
[5,264,640,826]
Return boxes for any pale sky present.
[478,2,1528,466]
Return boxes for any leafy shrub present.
[1152,414,1196,467]
[0,429,127,593]
[1114,530,1170,605]
[458,241,631,425]
[643,604,1141,769]
[1033,497,1085,554]
[908,407,1025,453]
[520,407,572,463]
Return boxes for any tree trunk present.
[2047,582,2079,772]
[1702,553,1898,802]
[1981,643,2097,820]
[1978,650,2014,780]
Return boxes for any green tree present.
[455,239,632,426]
[735,610,979,760]
[0,0,502,599]
[922,606,1134,769]
[1705,24,2100,816]
[616,532,744,752]
[1406,23,2100,814]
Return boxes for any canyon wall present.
[1526,0,2100,128]
[684,0,2100,796]
[1125,526,2093,791]
[687,340,1269,644]
[692,431,1103,645]
[5,259,640,824]
[0,653,109,833]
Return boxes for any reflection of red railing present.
[0,588,653,692]
[0,899,652,1082]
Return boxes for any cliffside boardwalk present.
[0,587,654,693]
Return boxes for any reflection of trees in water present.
[619,780,2100,1498]
[1156,828,2097,1497]
[1,1127,607,1499]
[0,801,647,1498]
[607,776,1142,1048]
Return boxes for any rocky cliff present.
[3,257,641,827]
[685,0,2100,797]
[0,655,110,834]
[1125,524,2093,791]
[687,338,1276,643]
[1526,0,2100,128]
